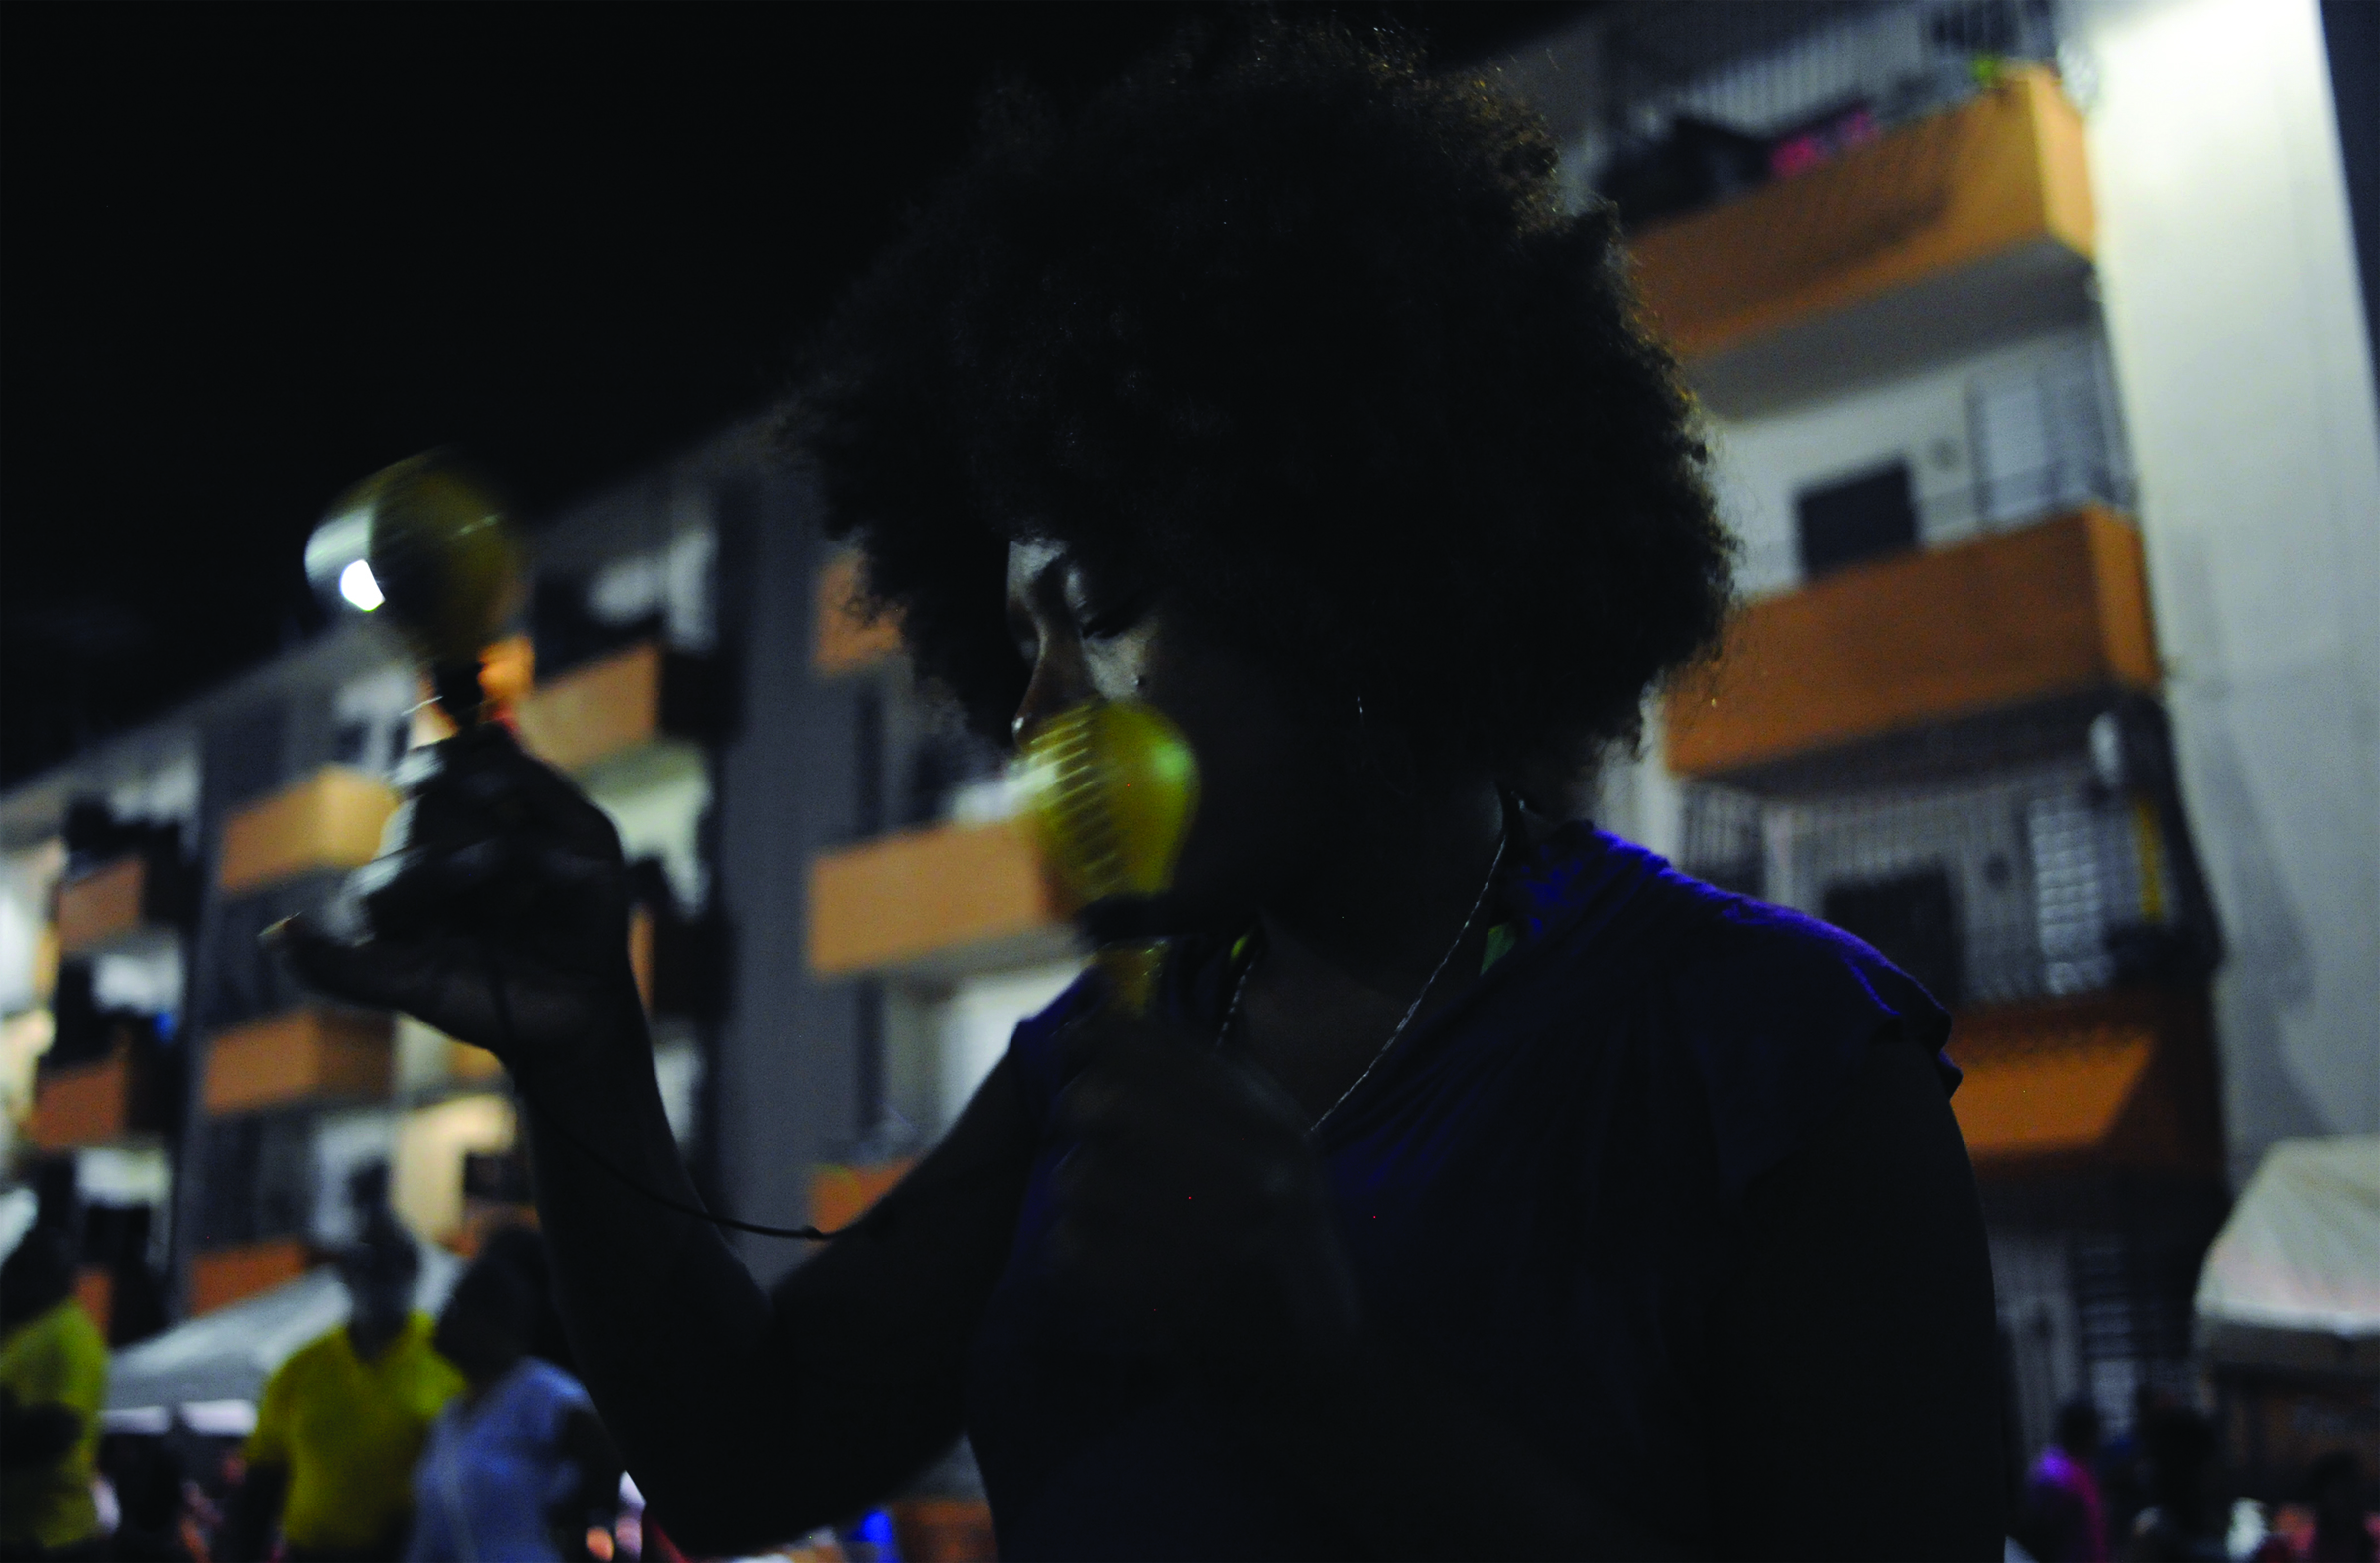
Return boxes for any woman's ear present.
[1505,751,1600,823]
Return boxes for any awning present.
[104,1244,459,1422]
[2196,1136,2380,1374]
[1945,988,2221,1177]
[1952,1029,2154,1164]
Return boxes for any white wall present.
[1710,326,2131,597]
[391,1094,514,1245]
[882,960,1087,1144]
[2067,0,2380,1182]
[937,963,1085,1135]
[585,743,713,915]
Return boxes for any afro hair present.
[788,18,1735,784]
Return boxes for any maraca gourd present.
[323,451,523,722]
[1018,700,1201,1015]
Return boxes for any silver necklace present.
[1221,826,1509,1134]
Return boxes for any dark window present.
[203,705,285,810]
[1822,863,1964,1006]
[199,1113,313,1247]
[332,719,375,769]
[1796,460,1919,579]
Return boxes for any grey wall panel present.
[708,473,862,1288]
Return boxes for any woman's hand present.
[268,725,637,1075]
[1049,1003,1364,1383]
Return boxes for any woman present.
[407,1240,621,1563]
[278,22,2002,1559]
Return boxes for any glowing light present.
[339,559,385,612]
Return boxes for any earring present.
[1134,674,1146,693]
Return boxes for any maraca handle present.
[431,658,490,726]
[1096,940,1169,1016]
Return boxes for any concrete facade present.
[2067,0,2380,1182]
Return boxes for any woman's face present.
[1005,540,1337,932]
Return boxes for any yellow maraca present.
[1018,701,1201,1015]
[323,451,524,723]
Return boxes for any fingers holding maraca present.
[265,727,636,1067]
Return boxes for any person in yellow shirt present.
[222,1208,464,1563]
[0,1226,110,1561]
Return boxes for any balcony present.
[202,1008,393,1116]
[1947,987,2221,1179]
[1664,508,2157,782]
[514,640,719,777]
[28,1048,171,1150]
[810,1160,914,1233]
[809,819,1074,979]
[218,767,399,896]
[1630,66,2092,414]
[56,853,188,956]
[190,1237,313,1315]
[73,1269,114,1341]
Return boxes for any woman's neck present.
[1258,774,1505,997]
[1231,775,1505,1115]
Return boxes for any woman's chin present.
[1078,888,1243,943]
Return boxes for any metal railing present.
[1592,0,2063,227]
[1676,718,2205,1009]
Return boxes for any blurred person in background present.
[220,1202,463,1563]
[2019,1399,2112,1563]
[407,1236,621,1563]
[472,1225,577,1379]
[2305,1450,2375,1563]
[276,18,2003,1559]
[2103,1386,2183,1547]
[0,1227,109,1560]
[97,1427,196,1562]
[2125,1407,2226,1562]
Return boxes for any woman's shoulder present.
[1670,885,1947,1042]
[1524,825,1947,1028]
[1000,974,1103,1129]
[1669,880,1947,1018]
[1582,844,1957,1203]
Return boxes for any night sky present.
[0,2,1586,784]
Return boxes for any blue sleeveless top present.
[963,826,1955,1560]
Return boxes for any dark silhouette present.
[279,19,2007,1558]
[2126,1407,2225,1562]
[409,1242,621,1562]
[2308,1449,2376,1563]
[2020,1399,2111,1562]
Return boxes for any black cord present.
[482,950,838,1242]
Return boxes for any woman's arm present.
[1704,1034,2005,1561]
[515,1026,1035,1553]
[279,731,1036,1555]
